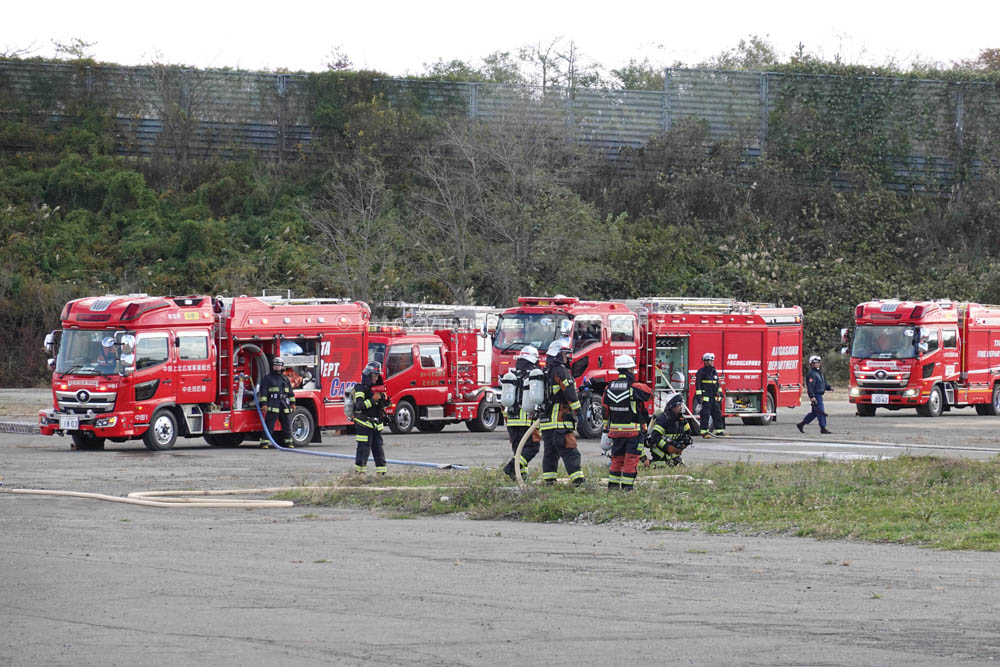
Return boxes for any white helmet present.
[546,339,570,357]
[518,345,539,364]
[702,352,715,362]
[614,354,636,370]
[809,355,822,364]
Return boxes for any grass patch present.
[281,456,1000,551]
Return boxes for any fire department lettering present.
[322,361,341,377]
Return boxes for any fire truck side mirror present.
[47,358,56,371]
[840,328,849,344]
[44,331,55,354]
[840,347,848,355]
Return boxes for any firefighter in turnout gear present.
[695,352,725,437]
[601,354,652,491]
[258,357,296,448]
[648,393,692,467]
[353,362,390,474]
[502,346,542,482]
[540,339,585,486]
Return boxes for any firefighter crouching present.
[540,339,585,486]
[354,362,391,475]
[695,352,726,437]
[647,394,692,467]
[602,354,652,491]
[258,357,296,448]
[502,345,542,482]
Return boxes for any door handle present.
[598,356,603,367]
[409,381,416,386]
[162,379,172,384]
[202,378,211,382]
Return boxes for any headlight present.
[902,388,918,397]
[95,416,118,428]
[849,387,861,397]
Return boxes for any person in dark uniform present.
[258,357,296,448]
[694,352,725,437]
[539,339,584,486]
[354,361,390,474]
[797,355,833,434]
[602,354,652,491]
[502,346,542,482]
[647,393,692,467]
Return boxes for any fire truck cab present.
[367,323,499,434]
[848,300,1000,417]
[40,294,370,450]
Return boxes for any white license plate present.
[59,415,79,429]
[871,393,890,405]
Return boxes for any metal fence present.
[2,61,998,187]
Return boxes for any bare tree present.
[303,152,396,304]
[1,41,37,59]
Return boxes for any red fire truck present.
[39,294,371,450]
[367,323,500,434]
[490,296,804,437]
[847,300,1000,417]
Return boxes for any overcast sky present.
[4,1,997,76]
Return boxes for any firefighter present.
[602,354,652,491]
[539,339,585,486]
[258,357,296,448]
[797,355,833,434]
[647,393,692,467]
[695,352,726,437]
[353,361,390,474]
[502,345,542,482]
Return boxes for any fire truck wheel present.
[416,421,446,433]
[389,399,416,434]
[290,406,316,447]
[71,432,105,451]
[856,404,877,417]
[142,410,178,451]
[466,398,499,432]
[917,385,944,418]
[575,396,603,439]
[742,391,776,426]
[204,433,244,447]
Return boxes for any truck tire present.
[204,433,244,447]
[289,406,316,447]
[576,395,604,439]
[416,421,446,433]
[71,432,105,451]
[466,398,499,432]
[856,403,877,417]
[142,409,178,451]
[742,391,776,426]
[389,399,416,434]
[975,385,1000,415]
[916,385,944,418]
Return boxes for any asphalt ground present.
[2,389,1000,665]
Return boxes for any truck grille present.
[854,369,910,388]
[56,390,116,414]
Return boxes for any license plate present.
[871,393,889,405]
[59,415,79,429]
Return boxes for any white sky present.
[4,1,997,76]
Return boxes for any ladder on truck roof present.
[624,297,775,315]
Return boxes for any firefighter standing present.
[502,345,542,481]
[540,339,585,486]
[797,355,833,434]
[258,357,296,448]
[695,352,726,437]
[602,354,652,491]
[647,394,692,467]
[353,362,390,474]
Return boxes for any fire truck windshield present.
[851,325,918,359]
[493,314,570,353]
[55,330,120,376]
